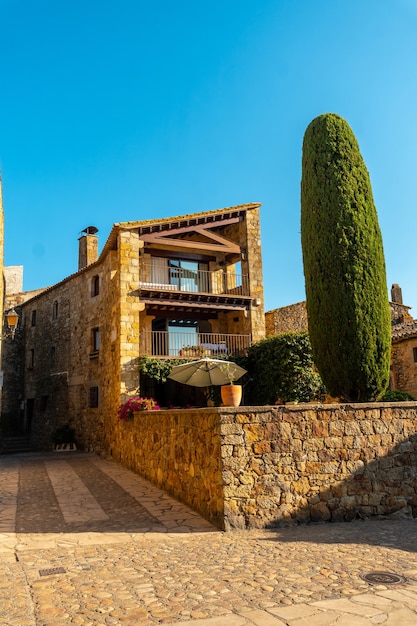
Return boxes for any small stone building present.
[1,203,265,451]
[391,321,417,398]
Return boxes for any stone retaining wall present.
[112,409,225,528]
[111,403,417,531]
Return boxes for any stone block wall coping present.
[144,401,417,415]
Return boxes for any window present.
[91,327,100,353]
[150,257,208,292]
[50,346,56,366]
[52,301,59,319]
[91,275,100,297]
[40,395,48,411]
[31,310,37,327]
[168,259,209,292]
[413,347,417,363]
[29,349,35,369]
[89,386,99,408]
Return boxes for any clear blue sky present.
[1,0,417,314]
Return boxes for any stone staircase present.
[0,435,34,454]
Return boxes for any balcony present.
[139,263,250,297]
[140,330,251,358]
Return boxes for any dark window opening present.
[89,386,99,408]
[40,395,48,411]
[91,275,100,297]
[91,327,100,355]
[52,301,59,319]
[413,347,417,363]
[31,310,37,327]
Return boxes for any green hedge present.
[244,332,326,405]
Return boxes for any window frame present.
[92,327,100,352]
[89,386,99,408]
[91,275,100,297]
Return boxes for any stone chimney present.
[78,226,98,270]
[391,283,403,304]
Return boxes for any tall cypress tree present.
[301,113,391,401]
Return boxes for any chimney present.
[78,226,98,270]
[391,283,403,304]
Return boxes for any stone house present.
[1,203,265,451]
[390,321,417,398]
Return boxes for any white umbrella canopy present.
[168,357,247,387]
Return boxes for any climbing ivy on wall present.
[138,356,191,382]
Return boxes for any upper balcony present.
[138,261,253,311]
[140,330,251,358]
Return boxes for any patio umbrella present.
[168,357,247,387]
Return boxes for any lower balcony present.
[140,330,251,358]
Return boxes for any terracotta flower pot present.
[221,384,242,407]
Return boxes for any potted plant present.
[179,345,208,357]
[52,424,77,451]
[219,362,243,407]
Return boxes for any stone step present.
[1,435,34,454]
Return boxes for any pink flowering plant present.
[118,396,160,420]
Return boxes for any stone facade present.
[111,404,417,530]
[391,321,417,398]
[1,203,266,449]
[265,298,412,337]
[265,301,307,335]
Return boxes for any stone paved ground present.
[1,451,417,625]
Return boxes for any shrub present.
[244,332,326,405]
[301,113,391,401]
[379,390,415,402]
[139,356,193,382]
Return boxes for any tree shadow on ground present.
[254,429,417,553]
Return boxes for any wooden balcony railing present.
[139,263,250,296]
[140,331,251,358]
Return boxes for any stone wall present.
[265,302,308,335]
[113,409,225,527]
[110,404,417,531]
[219,404,417,530]
[391,337,417,399]
[265,300,411,336]
[4,246,122,451]
[244,206,265,342]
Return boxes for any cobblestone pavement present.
[1,452,417,625]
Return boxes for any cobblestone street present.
[1,451,417,625]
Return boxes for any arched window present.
[52,300,59,319]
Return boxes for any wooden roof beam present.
[139,235,240,253]
[140,298,248,311]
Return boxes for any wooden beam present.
[140,215,242,235]
[140,234,240,253]
[140,298,248,311]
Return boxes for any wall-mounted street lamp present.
[5,308,19,339]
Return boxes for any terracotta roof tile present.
[392,320,417,342]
